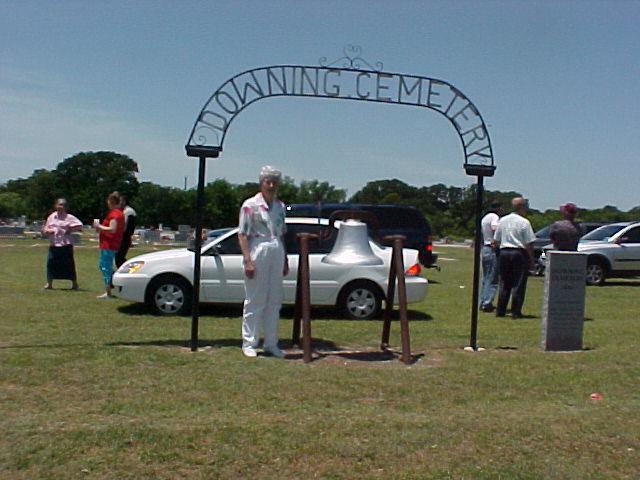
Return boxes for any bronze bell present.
[322,219,383,266]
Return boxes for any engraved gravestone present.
[541,251,587,351]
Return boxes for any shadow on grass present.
[106,337,423,364]
[107,338,241,348]
[285,349,424,365]
[116,303,433,321]
[599,280,640,287]
[106,337,342,350]
[0,342,94,349]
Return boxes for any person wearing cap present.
[479,201,502,312]
[549,203,581,251]
[494,197,536,319]
[238,166,289,358]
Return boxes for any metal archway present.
[185,47,496,351]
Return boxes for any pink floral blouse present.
[43,211,83,247]
[238,192,286,240]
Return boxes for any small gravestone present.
[174,231,188,242]
[541,251,587,351]
[144,230,161,243]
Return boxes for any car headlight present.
[120,261,145,274]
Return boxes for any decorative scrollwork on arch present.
[193,125,220,147]
[319,44,383,72]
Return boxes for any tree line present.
[1,151,638,238]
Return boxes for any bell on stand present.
[322,219,383,266]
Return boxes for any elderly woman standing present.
[93,191,125,299]
[42,198,83,290]
[238,166,289,358]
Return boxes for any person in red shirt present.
[93,191,125,299]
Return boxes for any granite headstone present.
[541,251,587,351]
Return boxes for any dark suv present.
[285,203,437,268]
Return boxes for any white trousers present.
[242,237,285,350]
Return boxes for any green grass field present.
[1,239,638,479]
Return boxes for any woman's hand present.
[244,259,255,279]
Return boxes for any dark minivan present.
[286,203,438,268]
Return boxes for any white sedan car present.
[112,218,428,319]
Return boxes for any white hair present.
[259,165,282,182]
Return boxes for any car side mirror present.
[614,237,629,244]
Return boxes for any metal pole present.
[190,156,207,352]
[469,175,484,350]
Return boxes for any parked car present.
[207,227,233,239]
[532,222,612,260]
[112,217,428,319]
[286,203,437,268]
[539,221,640,285]
[203,227,234,245]
[575,222,640,285]
[531,221,613,275]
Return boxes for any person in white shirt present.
[479,202,502,312]
[494,197,536,319]
[238,166,289,358]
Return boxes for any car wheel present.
[148,275,192,315]
[585,260,606,286]
[338,281,382,320]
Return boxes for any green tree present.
[349,179,417,204]
[55,151,139,222]
[234,182,260,206]
[296,180,347,203]
[273,176,299,205]
[133,182,188,228]
[3,169,61,220]
[202,179,239,228]
[0,192,27,218]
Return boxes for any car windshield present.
[581,224,627,241]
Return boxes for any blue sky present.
[1,0,638,211]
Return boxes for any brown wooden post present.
[381,235,411,364]
[292,233,317,363]
[292,256,303,347]
[392,237,411,365]
[381,249,397,350]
